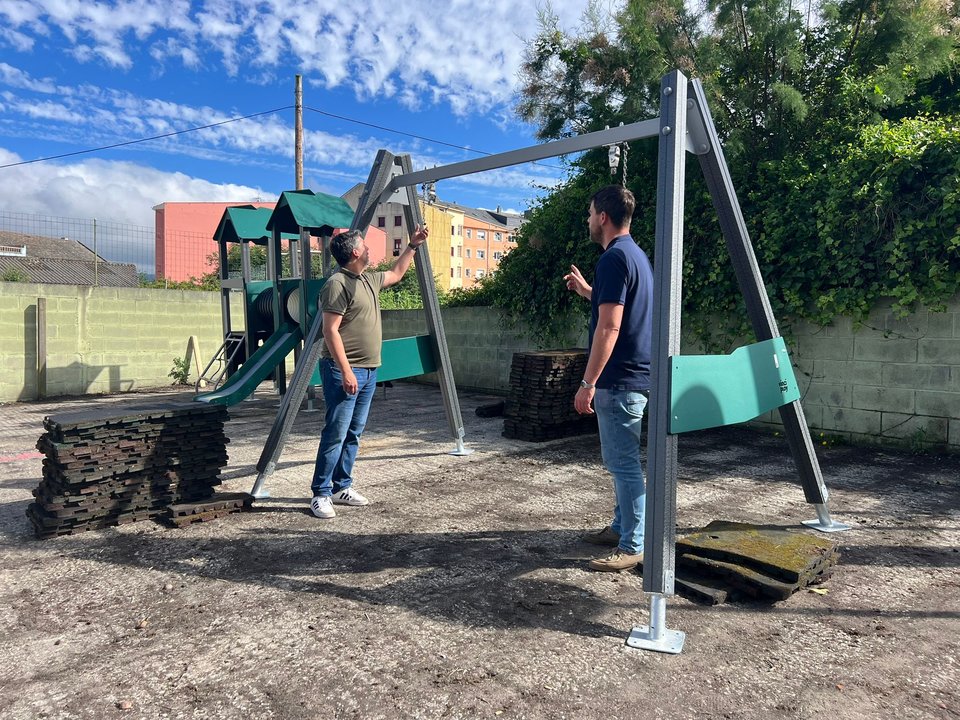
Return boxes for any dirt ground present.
[0,382,958,720]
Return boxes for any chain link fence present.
[0,210,229,286]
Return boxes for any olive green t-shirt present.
[319,269,386,368]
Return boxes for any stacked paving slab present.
[28,401,242,538]
[503,350,598,442]
[667,521,841,605]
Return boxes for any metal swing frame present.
[251,69,848,653]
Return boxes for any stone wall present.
[0,283,222,402]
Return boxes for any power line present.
[1,100,569,175]
[304,105,566,172]
[0,107,293,169]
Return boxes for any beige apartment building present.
[341,184,521,292]
[453,205,521,288]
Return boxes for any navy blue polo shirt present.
[589,234,653,391]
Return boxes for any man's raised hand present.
[411,224,429,247]
[563,264,591,299]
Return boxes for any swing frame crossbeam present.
[251,68,847,654]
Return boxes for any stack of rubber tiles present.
[503,350,598,441]
[28,402,233,539]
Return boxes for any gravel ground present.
[0,383,958,720]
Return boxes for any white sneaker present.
[331,488,369,506]
[310,495,336,519]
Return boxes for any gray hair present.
[330,230,363,266]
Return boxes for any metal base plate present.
[449,447,475,456]
[626,626,685,654]
[802,518,851,533]
[249,489,271,500]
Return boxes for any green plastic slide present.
[195,323,303,406]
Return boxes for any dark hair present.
[330,230,363,266]
[590,185,635,228]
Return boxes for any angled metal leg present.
[688,79,847,532]
[396,154,472,457]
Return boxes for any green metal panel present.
[310,335,437,387]
[378,335,438,381]
[669,337,800,434]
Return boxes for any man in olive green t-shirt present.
[310,225,429,519]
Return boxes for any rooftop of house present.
[0,231,138,287]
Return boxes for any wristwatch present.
[580,380,595,389]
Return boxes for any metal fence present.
[0,210,225,284]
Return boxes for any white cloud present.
[0,1,43,25]
[0,62,56,93]
[11,98,86,123]
[0,64,560,194]
[0,0,615,115]
[0,1,598,222]
[0,147,274,228]
[0,27,35,52]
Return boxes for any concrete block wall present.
[748,298,960,452]
[3,284,957,452]
[387,303,959,452]
[382,307,586,393]
[0,283,223,402]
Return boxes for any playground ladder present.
[195,331,245,392]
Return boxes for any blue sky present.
[0,1,615,231]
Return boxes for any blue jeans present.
[594,388,648,554]
[311,359,378,497]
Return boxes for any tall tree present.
[495,0,959,346]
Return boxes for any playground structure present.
[193,69,848,654]
[194,191,444,409]
[194,193,348,403]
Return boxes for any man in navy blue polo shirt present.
[564,185,653,571]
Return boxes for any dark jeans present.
[310,359,378,497]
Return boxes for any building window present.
[450,247,454,257]
[465,268,471,277]
[477,249,485,259]
[457,246,462,257]
[495,232,502,241]
[458,225,462,236]
[493,251,503,260]
[393,239,402,256]
[451,225,455,236]
[456,267,461,278]
[377,216,386,228]
[466,229,472,239]
[477,230,486,240]
[476,270,485,279]
[394,215,402,226]
[465,248,471,258]
[450,267,454,277]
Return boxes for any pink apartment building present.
[154,201,385,282]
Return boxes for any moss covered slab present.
[676,520,839,585]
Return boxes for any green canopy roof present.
[213,206,297,246]
[266,189,356,235]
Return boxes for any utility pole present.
[295,75,303,190]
